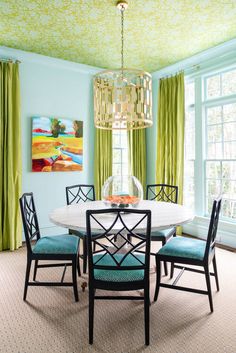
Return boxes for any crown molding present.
[0,46,102,75]
[151,38,236,79]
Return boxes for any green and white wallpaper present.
[1,0,236,72]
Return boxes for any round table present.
[49,200,194,232]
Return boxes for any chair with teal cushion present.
[146,184,178,275]
[66,184,95,274]
[20,193,80,302]
[86,208,151,346]
[154,198,222,313]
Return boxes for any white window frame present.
[183,63,236,248]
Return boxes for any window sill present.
[183,215,236,249]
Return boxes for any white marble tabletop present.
[49,200,194,233]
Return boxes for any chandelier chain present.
[121,8,124,75]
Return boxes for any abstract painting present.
[32,116,83,172]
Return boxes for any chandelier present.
[93,1,153,130]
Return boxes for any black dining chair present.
[86,208,151,346]
[20,193,79,302]
[66,184,95,274]
[146,184,178,275]
[154,197,222,312]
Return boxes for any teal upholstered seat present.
[151,227,175,239]
[93,253,145,282]
[33,234,79,255]
[158,237,206,260]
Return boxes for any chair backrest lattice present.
[86,209,151,280]
[19,193,41,253]
[66,184,95,205]
[146,184,178,204]
[204,197,222,260]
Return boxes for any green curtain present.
[94,128,112,200]
[128,129,146,191]
[0,61,22,251]
[156,72,185,205]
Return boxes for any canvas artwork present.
[32,116,83,172]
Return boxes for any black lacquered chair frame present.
[66,184,95,274]
[20,193,79,302]
[154,198,222,312]
[86,208,152,346]
[146,184,178,275]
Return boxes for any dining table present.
[50,200,194,291]
[49,200,194,233]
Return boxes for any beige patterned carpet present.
[0,245,236,353]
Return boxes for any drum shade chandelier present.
[93,1,153,130]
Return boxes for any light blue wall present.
[0,47,101,236]
[146,77,158,186]
[21,63,95,235]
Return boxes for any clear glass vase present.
[102,175,143,208]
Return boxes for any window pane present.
[222,161,236,180]
[122,164,128,176]
[207,142,222,159]
[185,160,194,178]
[184,178,195,210]
[224,142,236,159]
[206,75,221,98]
[113,149,121,163]
[223,103,236,123]
[206,106,222,125]
[206,161,221,179]
[113,163,121,176]
[185,82,195,106]
[207,125,222,143]
[222,180,236,200]
[120,133,127,147]
[224,122,236,142]
[222,199,236,219]
[206,179,221,198]
[222,70,236,96]
[113,134,120,148]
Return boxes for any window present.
[184,65,236,222]
[112,130,128,176]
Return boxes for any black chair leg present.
[72,258,79,302]
[89,287,95,344]
[154,258,161,302]
[144,286,150,346]
[33,259,38,281]
[212,255,219,291]
[83,237,87,274]
[170,263,174,279]
[204,264,213,313]
[77,252,81,277]
[162,240,168,276]
[23,258,32,301]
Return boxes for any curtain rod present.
[0,58,21,63]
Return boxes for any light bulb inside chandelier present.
[93,1,153,130]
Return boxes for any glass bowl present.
[102,175,143,208]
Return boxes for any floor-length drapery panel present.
[156,72,185,205]
[94,128,112,200]
[0,61,22,251]
[128,129,146,191]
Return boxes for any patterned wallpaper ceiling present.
[1,0,236,72]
